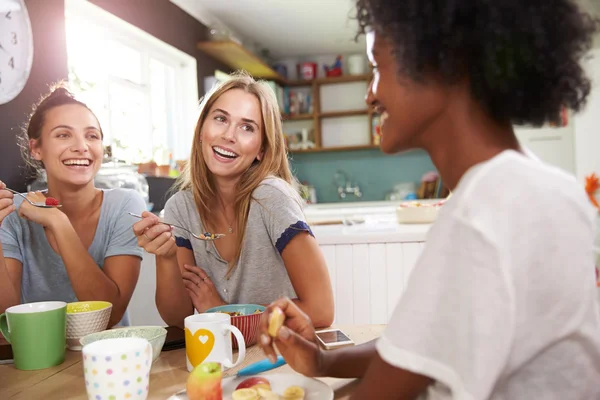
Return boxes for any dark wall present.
[0,0,227,191]
[0,0,68,191]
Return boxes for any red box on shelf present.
[297,62,317,80]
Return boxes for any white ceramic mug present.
[82,337,153,400]
[184,313,246,372]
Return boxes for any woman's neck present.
[419,93,521,191]
[45,178,101,220]
[213,176,238,208]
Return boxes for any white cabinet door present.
[128,253,166,327]
[321,242,424,325]
[515,125,576,175]
[574,49,600,182]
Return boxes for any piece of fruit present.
[45,197,59,206]
[257,387,280,399]
[236,377,271,391]
[186,362,223,400]
[282,385,305,400]
[268,307,285,337]
[232,388,260,400]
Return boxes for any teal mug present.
[0,301,67,370]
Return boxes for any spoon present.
[128,212,225,241]
[4,187,62,208]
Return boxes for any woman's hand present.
[182,264,226,312]
[259,297,324,377]
[18,192,65,229]
[132,211,176,258]
[0,181,16,225]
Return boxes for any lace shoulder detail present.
[275,221,314,254]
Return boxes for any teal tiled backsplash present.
[289,149,436,203]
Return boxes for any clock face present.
[0,0,33,105]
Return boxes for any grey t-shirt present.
[164,177,313,308]
[0,188,146,326]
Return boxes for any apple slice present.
[268,307,285,337]
[236,376,271,391]
[186,362,222,400]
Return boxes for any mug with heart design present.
[184,313,246,372]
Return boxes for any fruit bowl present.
[80,326,167,363]
[66,301,112,351]
[204,304,265,348]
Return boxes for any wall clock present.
[0,0,33,105]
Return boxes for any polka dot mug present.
[82,337,153,400]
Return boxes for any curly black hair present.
[355,0,599,126]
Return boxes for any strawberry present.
[45,197,59,206]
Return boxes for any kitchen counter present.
[305,200,436,245]
[312,220,432,245]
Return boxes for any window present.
[64,0,198,165]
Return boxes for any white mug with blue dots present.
[82,337,153,400]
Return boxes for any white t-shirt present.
[377,150,600,400]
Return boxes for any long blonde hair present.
[176,71,294,277]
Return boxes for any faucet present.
[333,170,363,199]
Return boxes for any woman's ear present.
[256,148,264,161]
[29,139,42,161]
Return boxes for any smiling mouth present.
[212,146,239,159]
[63,159,92,167]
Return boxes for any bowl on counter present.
[80,326,167,363]
[204,304,265,348]
[66,301,112,351]
[396,200,444,224]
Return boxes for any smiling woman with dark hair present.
[0,84,146,327]
[257,1,600,399]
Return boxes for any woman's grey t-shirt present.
[164,177,313,308]
[0,188,146,326]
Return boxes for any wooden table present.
[0,325,384,399]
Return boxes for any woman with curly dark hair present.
[258,1,600,399]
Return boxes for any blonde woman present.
[133,73,334,329]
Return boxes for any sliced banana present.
[257,387,280,399]
[282,385,305,400]
[232,388,260,400]
[268,307,285,337]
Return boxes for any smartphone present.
[315,328,354,350]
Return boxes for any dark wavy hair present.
[355,0,599,126]
[17,82,103,175]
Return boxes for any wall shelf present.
[288,145,379,154]
[197,40,286,83]
[286,74,373,87]
[319,110,368,119]
[283,113,314,121]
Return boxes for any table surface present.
[0,325,385,399]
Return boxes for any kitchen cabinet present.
[515,125,576,175]
[281,74,378,153]
[321,242,425,325]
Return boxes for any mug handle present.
[0,313,11,343]
[223,325,246,368]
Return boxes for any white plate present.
[168,373,334,400]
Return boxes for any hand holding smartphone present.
[315,328,355,350]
